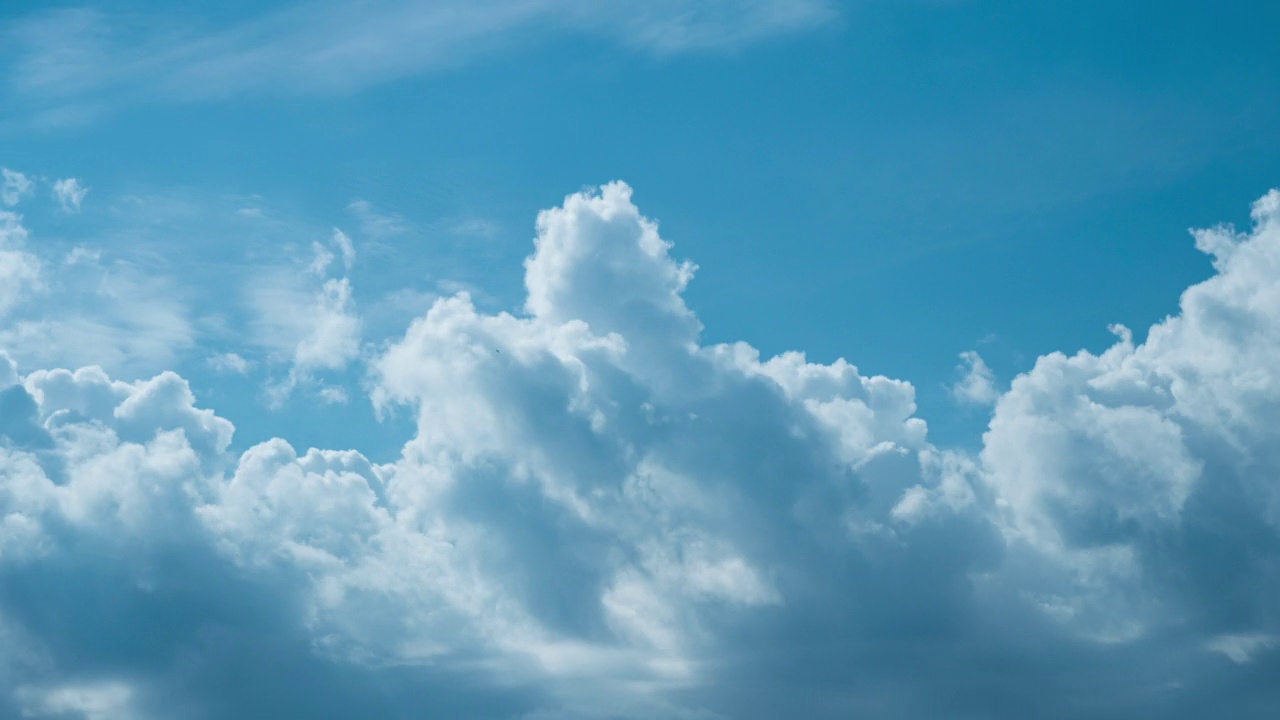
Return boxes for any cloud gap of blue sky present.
[2,1,1280,718]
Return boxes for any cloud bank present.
[2,183,1279,718]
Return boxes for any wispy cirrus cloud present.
[2,0,837,125]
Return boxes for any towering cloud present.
[981,190,1280,650]
[1,184,1278,718]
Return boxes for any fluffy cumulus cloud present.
[2,183,1280,718]
[981,192,1280,651]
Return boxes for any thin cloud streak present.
[2,0,837,123]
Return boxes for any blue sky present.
[2,1,1280,718]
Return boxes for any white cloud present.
[51,177,88,212]
[63,246,101,265]
[979,189,1280,642]
[332,229,356,271]
[1206,633,1279,664]
[15,680,139,720]
[0,210,42,316]
[250,275,361,401]
[317,384,349,404]
[366,182,964,688]
[290,278,360,372]
[23,365,234,458]
[2,183,1280,718]
[0,350,17,387]
[3,1,836,123]
[446,217,501,239]
[207,352,252,375]
[250,233,362,402]
[1,168,34,206]
[0,253,194,376]
[522,181,702,386]
[308,229,356,275]
[952,350,999,405]
[348,199,409,239]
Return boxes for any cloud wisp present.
[0,210,42,316]
[1,183,1279,718]
[1,169,34,207]
[2,0,837,125]
[951,349,999,405]
[51,178,89,213]
[248,228,363,404]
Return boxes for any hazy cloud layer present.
[1,184,1279,718]
[0,243,193,378]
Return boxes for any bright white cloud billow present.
[980,191,1280,644]
[1,183,1280,718]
